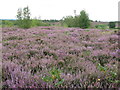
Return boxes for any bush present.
[62,16,75,27]
[95,24,109,29]
[108,22,116,28]
[62,10,90,28]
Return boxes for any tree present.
[63,16,75,27]
[108,22,116,28]
[74,15,80,27]
[79,10,90,29]
[16,6,31,29]
[16,8,23,28]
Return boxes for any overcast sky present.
[0,0,119,21]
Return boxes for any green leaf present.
[97,63,107,71]
[42,76,53,82]
[55,79,64,86]
[114,80,120,83]
[110,71,117,77]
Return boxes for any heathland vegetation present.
[1,6,120,88]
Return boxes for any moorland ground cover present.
[2,26,119,88]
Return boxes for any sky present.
[0,0,119,21]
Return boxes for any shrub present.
[108,22,116,28]
[95,24,108,29]
[62,16,75,27]
[97,63,120,85]
[62,10,90,28]
[74,16,80,27]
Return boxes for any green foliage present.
[95,24,109,29]
[43,19,59,23]
[62,10,90,28]
[16,6,32,29]
[108,22,116,28]
[31,19,41,27]
[16,8,23,28]
[55,79,64,86]
[79,10,90,29]
[93,55,109,66]
[97,63,120,84]
[42,67,64,87]
[74,16,80,27]
[62,16,75,27]
[0,20,2,27]
[32,19,49,27]
[2,20,14,27]
[97,63,108,72]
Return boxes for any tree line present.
[1,6,117,29]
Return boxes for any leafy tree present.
[79,10,90,29]
[22,6,31,28]
[62,10,90,28]
[108,22,116,28]
[74,15,80,27]
[16,6,31,29]
[63,16,75,27]
[16,8,23,28]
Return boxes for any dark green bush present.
[79,10,90,29]
[108,22,116,28]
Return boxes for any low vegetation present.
[1,6,119,89]
[2,26,119,88]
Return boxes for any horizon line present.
[0,19,118,22]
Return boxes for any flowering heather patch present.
[2,26,119,88]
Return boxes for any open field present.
[2,26,119,88]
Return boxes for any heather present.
[2,26,119,88]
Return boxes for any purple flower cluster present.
[2,26,119,88]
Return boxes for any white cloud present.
[0,0,119,21]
